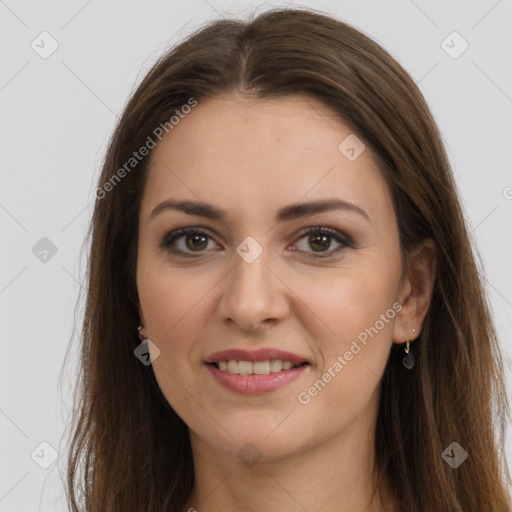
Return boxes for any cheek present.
[137,253,219,344]
[136,259,217,418]
[287,260,400,345]
[289,259,400,406]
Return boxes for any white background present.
[1,0,511,510]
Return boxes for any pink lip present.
[204,348,309,365]
[205,363,309,396]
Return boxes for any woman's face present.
[136,93,409,461]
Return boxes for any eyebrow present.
[150,198,371,223]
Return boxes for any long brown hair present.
[62,7,511,511]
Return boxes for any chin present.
[192,414,316,463]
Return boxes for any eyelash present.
[160,226,352,260]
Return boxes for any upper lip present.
[204,348,309,365]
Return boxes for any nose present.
[217,243,290,333]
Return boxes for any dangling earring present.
[137,325,145,341]
[402,328,417,370]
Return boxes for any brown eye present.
[184,233,208,251]
[161,228,219,256]
[292,227,351,259]
[307,233,332,252]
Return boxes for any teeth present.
[238,361,253,375]
[215,359,300,375]
[253,361,270,374]
[227,360,238,373]
[269,360,282,372]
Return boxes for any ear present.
[137,302,145,327]
[392,238,437,344]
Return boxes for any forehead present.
[141,93,392,225]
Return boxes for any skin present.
[136,93,437,512]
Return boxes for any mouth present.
[203,348,311,395]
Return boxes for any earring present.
[402,328,417,370]
[136,324,159,365]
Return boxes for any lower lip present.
[205,363,308,396]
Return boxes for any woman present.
[64,7,511,511]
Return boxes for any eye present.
[161,227,220,256]
[291,226,351,259]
